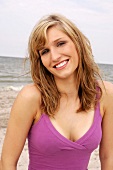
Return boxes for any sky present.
[0,0,113,64]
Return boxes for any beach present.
[0,87,101,170]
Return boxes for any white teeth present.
[55,61,67,68]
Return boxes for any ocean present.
[0,56,113,89]
[0,56,32,90]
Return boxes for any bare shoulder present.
[98,80,113,96]
[19,83,41,103]
[99,82,113,161]
[0,84,42,164]
[103,81,113,108]
[101,81,113,97]
[12,83,41,119]
[99,81,113,115]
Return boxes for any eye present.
[57,41,66,47]
[41,49,49,56]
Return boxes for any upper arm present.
[1,84,41,166]
[99,81,113,160]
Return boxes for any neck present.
[55,75,78,99]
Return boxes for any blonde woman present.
[1,14,113,170]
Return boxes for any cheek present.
[40,57,49,68]
[72,49,79,67]
[73,47,79,60]
[75,54,79,67]
[75,52,79,62]
[75,51,80,65]
[40,57,46,65]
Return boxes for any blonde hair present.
[28,13,102,115]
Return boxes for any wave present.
[0,85,24,91]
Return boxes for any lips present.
[53,59,69,69]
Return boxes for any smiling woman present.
[0,14,113,170]
[28,14,102,115]
[39,26,79,81]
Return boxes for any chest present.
[28,109,102,157]
[50,106,95,142]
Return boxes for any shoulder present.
[99,81,113,116]
[103,81,113,108]
[12,83,41,118]
[98,80,113,97]
[19,83,41,102]
[99,81,113,98]
[103,81,113,92]
[99,81,113,159]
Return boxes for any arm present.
[0,84,41,170]
[99,81,113,170]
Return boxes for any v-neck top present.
[28,103,102,170]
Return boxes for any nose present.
[50,47,61,61]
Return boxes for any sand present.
[0,87,101,170]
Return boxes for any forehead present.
[46,26,69,42]
[37,25,69,51]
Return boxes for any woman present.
[1,14,113,170]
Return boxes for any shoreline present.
[0,88,101,169]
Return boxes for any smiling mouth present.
[53,59,69,69]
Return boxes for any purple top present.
[28,103,102,170]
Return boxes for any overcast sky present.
[0,0,113,64]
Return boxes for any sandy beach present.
[0,87,101,170]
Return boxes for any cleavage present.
[49,109,95,142]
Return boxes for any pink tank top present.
[28,103,102,170]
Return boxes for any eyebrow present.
[53,37,64,42]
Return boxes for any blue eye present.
[41,49,49,55]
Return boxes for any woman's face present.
[39,26,79,81]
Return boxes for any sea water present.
[0,56,113,89]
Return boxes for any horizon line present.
[0,55,113,65]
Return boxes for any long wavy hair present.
[28,13,102,116]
